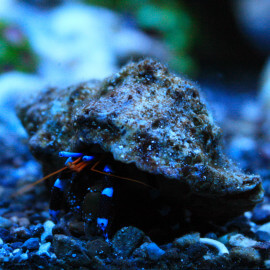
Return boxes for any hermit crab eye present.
[82,155,94,161]
[59,151,83,158]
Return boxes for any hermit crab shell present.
[17,59,264,220]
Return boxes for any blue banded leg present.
[97,165,114,241]
[49,169,71,223]
[52,152,94,223]
[51,151,87,221]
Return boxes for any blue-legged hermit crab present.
[16,59,264,241]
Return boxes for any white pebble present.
[19,253,28,261]
[41,220,55,243]
[12,249,20,254]
[36,242,51,256]
[257,221,270,233]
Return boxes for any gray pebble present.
[255,230,270,242]
[87,239,111,258]
[144,242,165,261]
[112,226,145,257]
[252,208,270,224]
[257,221,270,233]
[186,242,209,260]
[11,227,31,240]
[173,233,200,249]
[0,217,13,229]
[204,232,218,240]
[230,247,261,265]
[53,234,90,267]
[22,238,39,251]
[29,224,44,237]
[0,228,13,243]
[10,242,23,250]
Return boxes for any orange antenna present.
[12,166,68,197]
[90,161,153,189]
[13,157,82,197]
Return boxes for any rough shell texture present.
[17,59,264,219]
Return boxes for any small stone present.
[29,224,44,237]
[255,230,270,242]
[186,242,209,260]
[12,249,23,263]
[41,220,55,243]
[30,254,49,267]
[29,213,46,224]
[53,234,90,267]
[0,217,13,229]
[2,244,12,253]
[228,234,257,248]
[9,216,19,224]
[112,226,145,257]
[163,248,180,260]
[19,253,28,261]
[218,232,237,245]
[173,233,200,249]
[265,260,270,269]
[0,247,11,263]
[257,221,270,237]
[0,228,14,243]
[87,239,111,258]
[22,238,39,251]
[69,220,85,236]
[204,232,218,240]
[252,208,270,224]
[18,217,30,227]
[52,223,66,235]
[36,242,51,256]
[10,242,23,250]
[144,242,165,261]
[11,227,31,240]
[230,247,261,265]
[226,216,252,234]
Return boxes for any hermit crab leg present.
[49,154,95,222]
[48,153,90,221]
[97,165,114,241]
[49,173,70,223]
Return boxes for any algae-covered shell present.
[17,59,264,220]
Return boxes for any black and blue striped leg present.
[97,165,114,241]
[49,175,69,223]
[49,155,76,223]
[50,151,85,222]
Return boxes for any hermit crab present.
[16,59,264,241]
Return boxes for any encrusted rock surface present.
[17,59,264,220]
